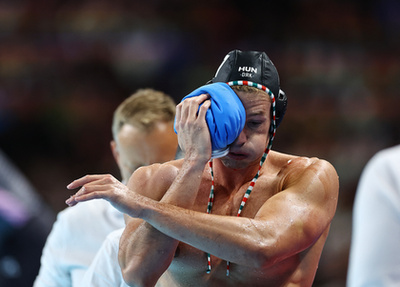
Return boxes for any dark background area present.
[0,0,399,286]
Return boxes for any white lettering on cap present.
[238,66,257,73]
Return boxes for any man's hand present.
[175,94,212,163]
[65,174,140,216]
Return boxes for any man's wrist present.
[183,152,209,168]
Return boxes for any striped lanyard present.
[205,81,276,276]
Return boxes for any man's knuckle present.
[102,174,113,183]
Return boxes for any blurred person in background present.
[34,88,178,287]
[79,227,128,286]
[0,149,55,287]
[347,144,400,286]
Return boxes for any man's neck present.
[211,158,261,192]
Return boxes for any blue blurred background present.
[0,0,399,286]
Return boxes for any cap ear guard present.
[275,89,287,127]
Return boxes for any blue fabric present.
[175,82,246,154]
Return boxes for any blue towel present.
[175,82,246,158]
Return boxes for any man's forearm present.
[118,160,207,285]
[138,202,272,268]
[119,219,179,286]
[138,194,325,271]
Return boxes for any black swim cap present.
[209,50,287,127]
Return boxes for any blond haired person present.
[34,89,178,287]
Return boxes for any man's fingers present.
[187,95,205,119]
[66,175,93,189]
[175,94,211,133]
[65,174,125,208]
[67,174,113,189]
[65,196,78,207]
[66,179,120,203]
[75,186,86,196]
[65,189,107,206]
[75,191,105,202]
[175,103,182,132]
[197,99,211,120]
[196,93,210,101]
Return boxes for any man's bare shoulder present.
[267,150,338,193]
[259,151,339,243]
[127,159,183,200]
[269,150,336,176]
[138,159,182,177]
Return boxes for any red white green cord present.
[205,81,277,276]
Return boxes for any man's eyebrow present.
[247,111,267,117]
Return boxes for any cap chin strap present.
[205,80,276,276]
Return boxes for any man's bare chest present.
[191,174,281,218]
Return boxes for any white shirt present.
[80,228,175,287]
[34,199,125,287]
[347,145,400,286]
[80,228,128,287]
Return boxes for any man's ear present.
[110,140,120,166]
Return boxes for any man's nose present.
[232,130,247,146]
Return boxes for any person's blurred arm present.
[34,200,125,287]
[80,228,128,287]
[347,146,400,286]
[33,211,73,287]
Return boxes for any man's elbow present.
[121,267,139,287]
[121,265,157,287]
[251,246,279,269]
[118,247,173,286]
[248,235,288,269]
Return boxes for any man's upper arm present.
[128,163,178,198]
[254,158,339,260]
[123,162,178,225]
